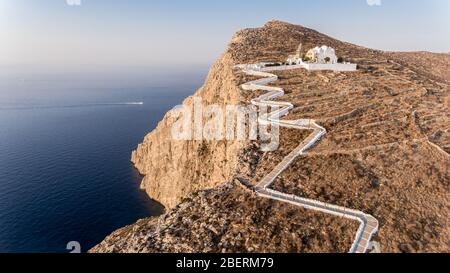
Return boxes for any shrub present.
[324,57,331,63]
[337,57,344,63]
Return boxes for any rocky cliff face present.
[131,52,246,209]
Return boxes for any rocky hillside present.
[90,181,359,253]
[92,21,449,253]
[387,51,450,85]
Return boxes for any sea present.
[0,67,206,252]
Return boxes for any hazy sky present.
[1,0,449,71]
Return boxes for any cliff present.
[92,21,449,253]
[131,52,245,209]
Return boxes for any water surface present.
[0,71,205,253]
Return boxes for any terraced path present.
[237,63,379,253]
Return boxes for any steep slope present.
[93,21,449,253]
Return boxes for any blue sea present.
[0,68,206,253]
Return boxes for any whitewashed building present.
[287,44,304,65]
[305,46,338,64]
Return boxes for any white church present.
[286,44,357,72]
[305,46,338,64]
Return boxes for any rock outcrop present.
[131,52,246,209]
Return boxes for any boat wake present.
[0,102,144,111]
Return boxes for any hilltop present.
[91,21,449,253]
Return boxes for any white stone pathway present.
[237,63,379,253]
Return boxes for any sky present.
[1,0,449,74]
